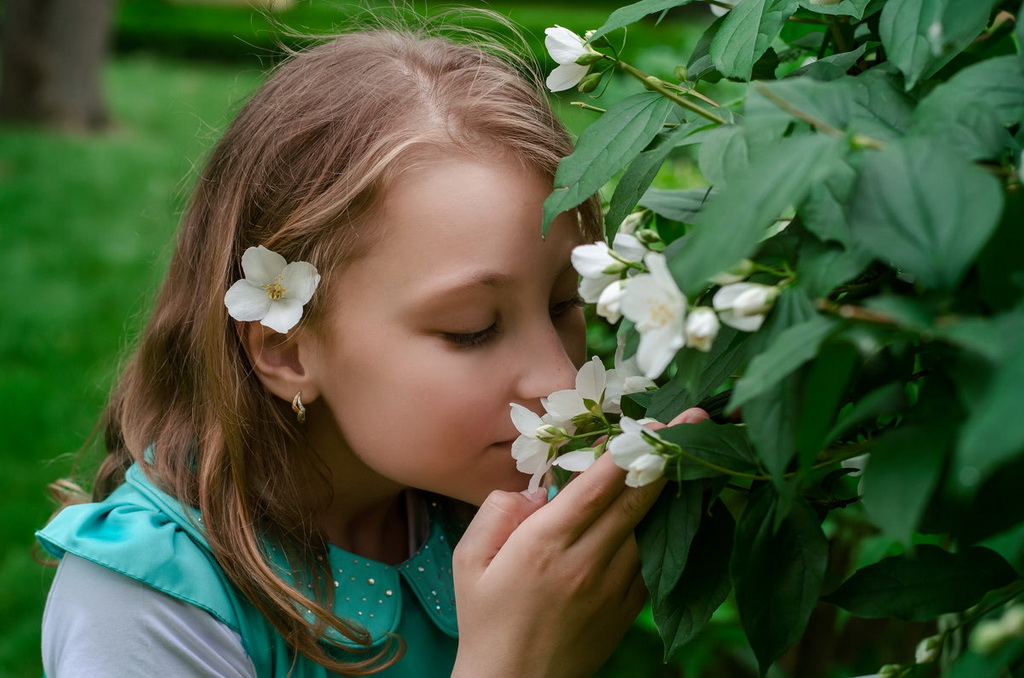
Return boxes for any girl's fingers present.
[454,489,547,571]
[666,406,709,427]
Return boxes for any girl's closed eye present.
[441,323,500,348]
[550,294,584,318]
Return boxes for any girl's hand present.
[451,407,708,678]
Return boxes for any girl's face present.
[302,157,586,506]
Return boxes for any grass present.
[0,4,723,675]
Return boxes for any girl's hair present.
[61,11,602,675]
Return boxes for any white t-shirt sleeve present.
[42,553,257,677]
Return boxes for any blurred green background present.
[1,1,752,675]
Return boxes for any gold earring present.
[291,391,306,424]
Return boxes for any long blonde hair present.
[63,14,602,674]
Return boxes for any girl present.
[37,14,706,677]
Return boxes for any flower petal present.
[579,274,616,304]
[546,62,590,92]
[512,435,550,473]
[718,309,765,332]
[510,403,544,437]
[553,449,598,473]
[261,298,304,334]
[241,246,286,285]
[542,389,587,424]
[612,232,647,262]
[575,356,606,402]
[625,453,667,487]
[224,280,272,322]
[571,242,616,278]
[544,25,586,64]
[280,261,321,304]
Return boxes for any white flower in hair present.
[224,245,320,334]
[544,25,600,92]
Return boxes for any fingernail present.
[520,487,547,502]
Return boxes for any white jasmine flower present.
[224,246,320,334]
[712,282,779,332]
[685,307,720,352]
[542,356,606,425]
[620,252,688,379]
[544,26,600,92]
[709,259,754,285]
[509,403,559,492]
[572,233,647,303]
[609,417,667,487]
[597,280,625,323]
[603,338,656,415]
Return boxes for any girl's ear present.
[238,322,321,404]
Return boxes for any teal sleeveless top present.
[36,463,459,676]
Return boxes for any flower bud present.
[970,619,1011,655]
[536,424,567,443]
[673,64,688,83]
[730,283,779,317]
[686,307,720,353]
[574,51,604,66]
[914,634,942,664]
[643,75,663,91]
[709,259,754,285]
[576,71,603,93]
[635,228,662,246]
[878,665,903,677]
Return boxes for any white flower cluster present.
[510,352,657,491]
[572,231,779,379]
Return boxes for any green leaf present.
[825,382,906,442]
[542,92,675,235]
[789,44,867,81]
[588,0,697,43]
[823,545,1020,621]
[796,340,859,465]
[731,485,828,676]
[957,329,1024,484]
[911,55,1024,161]
[606,122,703,237]
[711,0,801,81]
[638,187,714,224]
[651,499,735,660]
[698,124,749,187]
[637,481,703,610]
[730,315,837,411]
[798,159,857,247]
[861,424,949,545]
[668,133,847,297]
[879,0,1002,90]
[797,0,874,20]
[742,288,818,482]
[796,237,874,299]
[847,136,1004,290]
[659,421,759,480]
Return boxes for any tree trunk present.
[0,0,117,132]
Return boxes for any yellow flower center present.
[649,302,674,326]
[263,276,287,301]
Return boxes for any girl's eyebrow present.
[415,271,514,300]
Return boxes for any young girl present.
[37,15,705,677]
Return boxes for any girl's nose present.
[515,322,579,402]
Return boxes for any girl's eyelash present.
[551,295,585,316]
[441,324,500,348]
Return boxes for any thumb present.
[454,488,547,572]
